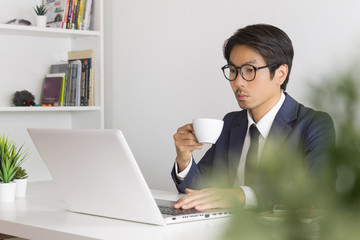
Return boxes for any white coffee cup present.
[192,118,224,144]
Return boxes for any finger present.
[194,189,244,210]
[175,137,203,151]
[177,124,194,134]
[185,188,196,194]
[175,189,214,209]
[174,189,200,209]
[194,199,224,210]
[175,138,201,147]
[179,189,229,210]
[193,190,227,210]
[174,132,198,143]
[176,145,203,154]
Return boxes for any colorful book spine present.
[66,0,75,29]
[59,74,66,105]
[72,0,79,29]
[62,0,70,28]
[79,58,91,106]
[68,49,95,106]
[77,0,85,30]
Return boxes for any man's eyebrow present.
[245,59,258,64]
[228,59,258,66]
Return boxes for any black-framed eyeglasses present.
[221,63,278,82]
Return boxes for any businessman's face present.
[229,44,287,122]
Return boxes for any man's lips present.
[236,93,249,101]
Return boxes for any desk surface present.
[0,182,229,240]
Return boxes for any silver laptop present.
[27,128,230,225]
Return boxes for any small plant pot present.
[14,179,28,198]
[0,182,16,202]
[36,15,47,28]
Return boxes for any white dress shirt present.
[175,91,286,208]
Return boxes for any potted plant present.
[14,166,28,198]
[0,134,29,202]
[33,4,48,28]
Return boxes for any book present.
[68,49,95,106]
[50,63,68,74]
[77,0,86,30]
[44,0,68,28]
[50,63,70,106]
[62,0,70,28]
[78,58,91,106]
[82,0,93,30]
[66,0,75,29]
[68,60,82,106]
[65,63,74,105]
[72,0,80,29]
[41,73,66,106]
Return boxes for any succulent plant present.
[14,166,28,180]
[33,4,48,16]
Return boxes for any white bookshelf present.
[0,106,101,112]
[0,23,101,37]
[0,0,104,182]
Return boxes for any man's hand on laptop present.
[174,188,245,210]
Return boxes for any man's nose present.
[233,71,248,87]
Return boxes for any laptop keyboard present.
[158,206,201,216]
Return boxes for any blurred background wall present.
[103,0,360,191]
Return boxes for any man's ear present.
[275,64,288,85]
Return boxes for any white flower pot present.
[36,15,47,28]
[0,182,16,202]
[14,179,28,198]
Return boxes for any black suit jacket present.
[171,93,335,209]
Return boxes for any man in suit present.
[171,24,335,210]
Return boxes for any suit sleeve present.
[302,111,336,173]
[171,141,217,193]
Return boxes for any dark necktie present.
[245,124,260,185]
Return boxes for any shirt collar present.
[247,91,286,139]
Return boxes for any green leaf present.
[0,134,29,183]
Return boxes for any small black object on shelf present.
[13,90,36,106]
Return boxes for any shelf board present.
[0,24,100,38]
[0,106,101,112]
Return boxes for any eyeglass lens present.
[223,65,256,81]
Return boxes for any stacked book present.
[41,49,95,107]
[44,0,93,30]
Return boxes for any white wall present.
[104,0,360,191]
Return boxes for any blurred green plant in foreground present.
[223,71,360,240]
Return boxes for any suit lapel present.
[225,94,300,182]
[267,93,299,151]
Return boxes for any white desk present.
[0,182,229,240]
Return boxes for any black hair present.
[223,24,294,90]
